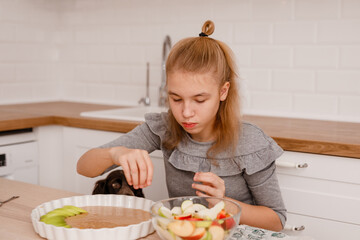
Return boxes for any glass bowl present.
[151,196,241,240]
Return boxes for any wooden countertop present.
[0,178,160,240]
[0,101,359,159]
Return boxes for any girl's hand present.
[109,146,153,189]
[192,172,225,198]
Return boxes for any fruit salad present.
[40,205,87,228]
[153,199,237,240]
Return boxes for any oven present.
[0,128,39,184]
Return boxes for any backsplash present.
[0,0,359,122]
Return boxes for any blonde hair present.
[163,20,241,158]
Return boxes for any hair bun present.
[201,20,215,36]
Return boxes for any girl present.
[77,20,286,231]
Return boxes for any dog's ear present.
[92,179,107,194]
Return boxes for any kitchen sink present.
[80,106,168,122]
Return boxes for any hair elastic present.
[199,32,208,37]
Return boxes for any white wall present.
[0,0,60,103]
[0,0,359,123]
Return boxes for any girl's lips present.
[182,122,197,129]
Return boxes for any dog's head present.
[92,170,144,198]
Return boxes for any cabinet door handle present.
[276,161,308,169]
[284,224,305,231]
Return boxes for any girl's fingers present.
[137,152,148,188]
[193,172,225,197]
[195,190,209,197]
[120,160,132,186]
[142,151,154,186]
[127,157,140,188]
[194,172,224,188]
[192,183,219,197]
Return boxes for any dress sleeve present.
[239,122,287,228]
[98,112,167,152]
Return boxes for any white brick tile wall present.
[339,96,360,117]
[0,0,359,123]
[15,64,51,82]
[272,70,315,92]
[318,20,360,44]
[87,83,115,102]
[293,94,338,115]
[317,71,360,94]
[340,46,360,69]
[273,22,316,44]
[15,25,46,43]
[241,70,271,91]
[294,46,338,68]
[252,0,292,21]
[0,23,16,42]
[234,23,271,44]
[252,47,292,67]
[230,46,252,68]
[102,65,132,84]
[86,45,117,63]
[0,64,15,82]
[342,0,360,18]
[251,92,293,111]
[294,0,339,20]
[74,64,103,83]
[213,0,251,21]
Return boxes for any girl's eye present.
[172,98,182,102]
[196,99,206,103]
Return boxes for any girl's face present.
[167,71,230,142]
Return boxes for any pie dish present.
[31,194,155,240]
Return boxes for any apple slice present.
[183,227,206,240]
[193,203,207,212]
[222,215,236,230]
[157,216,171,229]
[195,220,212,228]
[181,200,193,212]
[158,206,173,219]
[168,221,195,237]
[174,213,192,220]
[208,225,225,240]
[184,203,207,215]
[199,231,212,240]
[216,209,227,219]
[154,224,175,240]
[171,206,182,216]
[194,209,211,220]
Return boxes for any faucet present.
[138,62,151,106]
[159,35,172,107]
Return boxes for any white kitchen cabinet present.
[276,151,360,239]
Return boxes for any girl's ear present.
[220,82,230,101]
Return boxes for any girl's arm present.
[77,146,154,189]
[77,147,115,177]
[225,197,283,232]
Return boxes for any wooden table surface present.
[0,101,359,158]
[0,178,160,240]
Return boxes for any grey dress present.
[99,112,287,227]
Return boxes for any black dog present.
[92,170,145,198]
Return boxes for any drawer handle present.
[276,161,308,169]
[284,224,305,231]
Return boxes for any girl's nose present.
[182,102,194,118]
